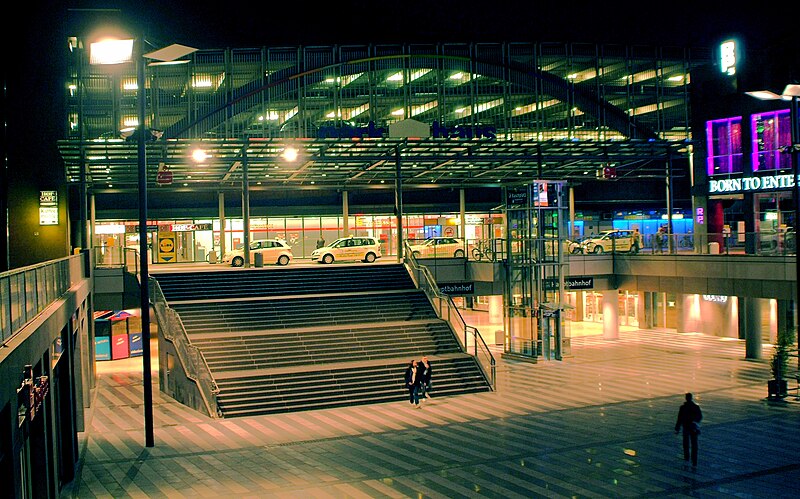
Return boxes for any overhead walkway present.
[152,263,492,417]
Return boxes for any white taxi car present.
[408,237,466,258]
[222,239,293,267]
[579,229,635,254]
[311,236,382,264]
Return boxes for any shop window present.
[751,109,791,171]
[706,116,743,175]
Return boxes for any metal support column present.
[395,145,404,261]
[136,36,154,448]
[666,154,674,253]
[218,192,226,261]
[459,188,466,240]
[342,190,349,237]
[242,141,251,268]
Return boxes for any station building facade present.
[59,41,705,262]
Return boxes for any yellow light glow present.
[282,147,299,162]
[192,148,209,162]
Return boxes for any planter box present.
[768,379,788,399]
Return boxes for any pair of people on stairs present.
[404,357,432,408]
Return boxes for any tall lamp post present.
[90,36,196,448]
[747,84,800,343]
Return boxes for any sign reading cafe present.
[708,174,796,195]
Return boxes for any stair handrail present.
[149,277,221,417]
[403,243,496,389]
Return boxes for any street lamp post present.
[747,85,800,346]
[134,34,154,448]
[90,35,196,448]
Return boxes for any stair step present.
[153,264,494,418]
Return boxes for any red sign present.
[157,170,173,185]
[157,163,173,185]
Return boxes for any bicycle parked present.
[471,239,495,261]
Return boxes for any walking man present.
[632,228,641,254]
[418,356,432,401]
[655,227,665,253]
[674,393,703,467]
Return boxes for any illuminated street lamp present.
[747,84,800,346]
[90,36,196,448]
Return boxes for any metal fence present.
[404,242,496,389]
[1,253,88,345]
[150,278,220,417]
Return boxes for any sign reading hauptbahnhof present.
[438,282,475,295]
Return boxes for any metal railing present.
[1,252,88,345]
[403,231,798,261]
[569,230,797,256]
[150,277,220,417]
[95,246,140,273]
[404,242,496,389]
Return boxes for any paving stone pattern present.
[64,329,800,498]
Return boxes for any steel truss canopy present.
[58,137,690,192]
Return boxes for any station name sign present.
[438,282,475,295]
[544,276,594,290]
[708,174,796,195]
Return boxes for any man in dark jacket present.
[675,393,703,466]
[404,360,421,408]
[418,356,432,401]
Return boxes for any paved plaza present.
[63,325,800,498]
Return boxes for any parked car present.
[311,236,382,264]
[579,229,635,254]
[408,237,466,258]
[222,239,293,267]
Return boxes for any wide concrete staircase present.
[154,264,491,417]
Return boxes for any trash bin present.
[495,330,504,345]
[254,252,264,267]
[207,250,217,264]
[708,242,720,254]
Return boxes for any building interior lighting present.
[386,69,430,84]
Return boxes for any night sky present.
[53,1,794,51]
